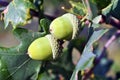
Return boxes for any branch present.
[100,15,120,29]
[84,15,120,30]
[83,30,120,80]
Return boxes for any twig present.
[83,30,120,80]
[100,15,120,29]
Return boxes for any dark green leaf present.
[0,59,13,80]
[92,0,111,10]
[54,48,75,71]
[38,72,54,80]
[0,28,46,80]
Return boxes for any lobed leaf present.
[0,28,46,80]
[2,0,35,28]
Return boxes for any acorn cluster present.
[28,13,79,60]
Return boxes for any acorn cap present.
[62,13,79,39]
[45,34,62,59]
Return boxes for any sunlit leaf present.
[2,0,35,28]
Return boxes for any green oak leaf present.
[0,28,46,80]
[70,28,108,80]
[0,58,13,80]
[3,0,35,28]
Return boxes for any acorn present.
[28,34,62,60]
[49,13,79,40]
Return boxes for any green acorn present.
[49,13,79,40]
[28,34,62,60]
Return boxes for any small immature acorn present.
[28,34,62,60]
[49,13,79,40]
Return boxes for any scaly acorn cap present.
[45,34,62,59]
[62,13,79,39]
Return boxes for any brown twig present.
[100,15,120,29]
